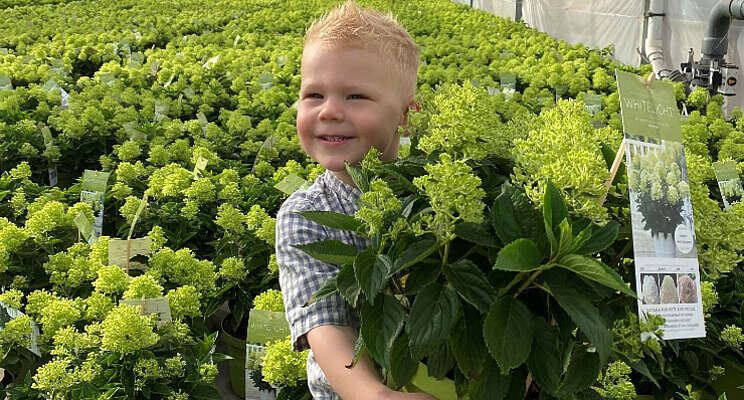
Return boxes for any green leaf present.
[559,350,600,395]
[393,238,438,273]
[389,333,418,387]
[543,180,568,248]
[468,358,511,400]
[293,240,358,265]
[491,182,542,244]
[449,307,487,379]
[443,259,496,313]
[542,271,612,364]
[360,295,405,367]
[527,318,562,394]
[345,162,369,192]
[191,384,222,400]
[483,296,533,374]
[493,238,543,272]
[455,222,500,248]
[349,334,365,369]
[629,360,660,388]
[575,221,620,255]
[296,211,364,233]
[555,218,575,258]
[557,254,636,297]
[402,261,441,294]
[354,249,390,303]
[406,283,461,360]
[305,275,338,306]
[426,343,455,379]
[336,263,360,308]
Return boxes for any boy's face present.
[297,42,411,186]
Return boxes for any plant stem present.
[442,241,450,267]
[499,272,527,296]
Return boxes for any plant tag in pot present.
[616,70,705,340]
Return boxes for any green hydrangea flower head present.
[89,236,110,265]
[412,153,485,241]
[93,265,131,295]
[267,253,278,275]
[26,289,59,318]
[10,161,32,182]
[355,179,401,236]
[148,226,168,252]
[261,337,308,387]
[0,289,24,309]
[166,285,201,320]
[0,314,33,349]
[116,140,142,161]
[123,274,164,299]
[10,189,27,216]
[32,358,79,398]
[253,289,284,312]
[39,298,82,341]
[721,325,744,349]
[219,257,247,281]
[199,363,218,384]
[701,281,718,315]
[164,354,186,378]
[596,361,636,400]
[84,291,114,321]
[101,304,158,353]
[215,204,246,235]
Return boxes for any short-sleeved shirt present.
[276,170,370,399]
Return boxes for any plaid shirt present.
[276,170,369,399]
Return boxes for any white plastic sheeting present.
[458,0,744,109]
[523,0,644,66]
[452,0,519,20]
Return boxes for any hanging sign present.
[713,161,743,210]
[616,70,705,340]
[80,170,110,238]
[120,297,172,327]
[40,127,58,187]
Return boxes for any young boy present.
[276,2,436,399]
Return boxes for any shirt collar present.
[322,170,362,201]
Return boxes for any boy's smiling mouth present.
[319,135,353,143]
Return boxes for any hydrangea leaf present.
[406,283,460,360]
[292,240,358,265]
[449,306,487,379]
[483,296,533,374]
[389,333,418,388]
[527,317,562,394]
[454,222,499,248]
[353,249,390,303]
[557,254,636,297]
[542,270,611,364]
[493,238,543,272]
[443,259,496,313]
[360,294,405,367]
[467,358,511,400]
[392,238,438,274]
[336,263,360,308]
[296,211,364,233]
[575,221,620,255]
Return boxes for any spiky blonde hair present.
[304,0,420,99]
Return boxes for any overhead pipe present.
[644,0,682,81]
[702,0,744,64]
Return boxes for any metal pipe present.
[702,0,744,62]
[644,0,680,80]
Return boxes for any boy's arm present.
[307,325,437,400]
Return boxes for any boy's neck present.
[331,170,357,189]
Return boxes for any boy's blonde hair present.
[304,0,419,100]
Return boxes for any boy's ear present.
[399,95,417,127]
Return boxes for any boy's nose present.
[318,98,344,121]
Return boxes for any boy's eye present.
[348,94,366,100]
[304,93,323,99]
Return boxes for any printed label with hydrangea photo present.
[616,70,705,340]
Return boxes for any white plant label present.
[120,297,172,327]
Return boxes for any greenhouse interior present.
[1,0,744,399]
